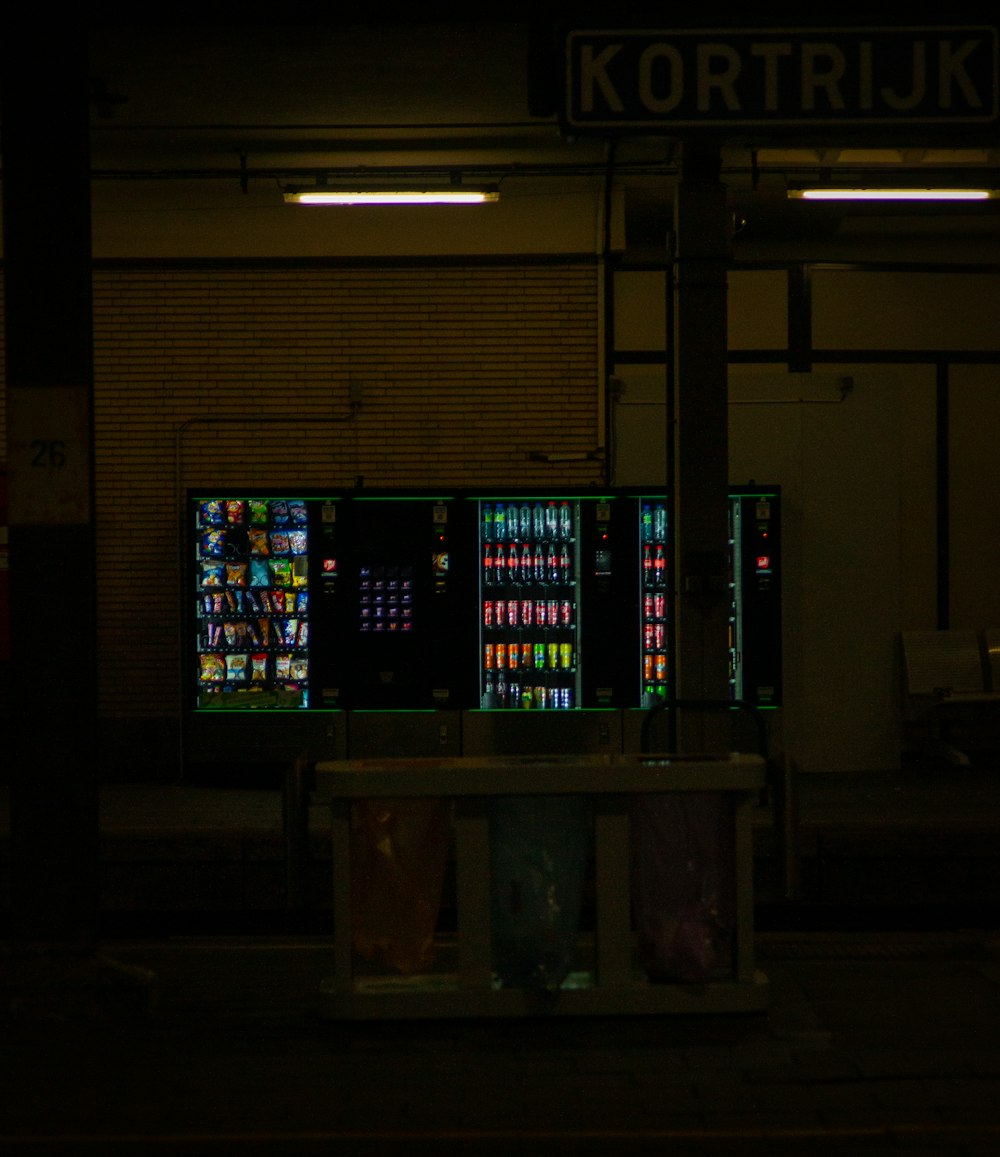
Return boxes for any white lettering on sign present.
[566,28,998,127]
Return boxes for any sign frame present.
[565,26,1000,131]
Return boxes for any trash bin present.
[630,792,736,983]
[350,797,451,976]
[489,794,592,991]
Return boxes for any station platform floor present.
[2,761,1000,1154]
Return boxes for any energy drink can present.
[534,642,546,668]
[496,643,507,669]
[484,644,495,670]
[522,642,534,669]
[559,642,572,670]
[547,643,559,669]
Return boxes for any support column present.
[2,19,156,1017]
[672,140,731,746]
[2,20,99,956]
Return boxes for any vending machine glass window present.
[638,498,670,704]
[478,498,580,709]
[193,496,312,709]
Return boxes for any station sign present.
[565,27,999,129]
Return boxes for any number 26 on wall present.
[30,440,67,469]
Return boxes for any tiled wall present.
[90,261,602,723]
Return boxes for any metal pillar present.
[671,141,731,748]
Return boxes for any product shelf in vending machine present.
[192,494,316,710]
[479,497,580,710]
[638,498,670,705]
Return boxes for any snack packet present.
[200,654,225,682]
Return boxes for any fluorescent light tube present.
[788,188,994,202]
[284,189,499,205]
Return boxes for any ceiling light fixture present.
[787,187,996,202]
[284,186,499,206]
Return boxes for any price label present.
[7,386,90,525]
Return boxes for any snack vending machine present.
[192,494,328,708]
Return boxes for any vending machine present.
[188,486,780,718]
[728,486,782,705]
[474,492,670,710]
[191,493,332,709]
[321,493,473,710]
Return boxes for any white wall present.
[729,371,901,773]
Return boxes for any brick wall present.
[89,261,601,722]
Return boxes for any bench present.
[901,629,1000,764]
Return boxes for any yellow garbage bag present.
[349,797,451,976]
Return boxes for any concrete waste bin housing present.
[313,752,768,1018]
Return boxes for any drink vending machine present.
[476,493,675,710]
[728,486,782,705]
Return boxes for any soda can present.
[654,622,666,650]
[495,599,506,624]
[485,643,495,670]
[547,643,559,670]
[560,600,572,626]
[534,643,546,668]
[655,653,667,681]
[521,599,534,626]
[536,599,547,626]
[496,643,507,669]
[644,594,654,621]
[547,600,559,625]
[534,686,546,709]
[562,687,574,709]
[508,643,520,670]
[654,593,666,619]
[522,642,534,669]
[559,642,572,670]
[508,600,519,627]
[509,681,520,705]
[644,653,654,681]
[483,599,494,627]
[644,624,654,651]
